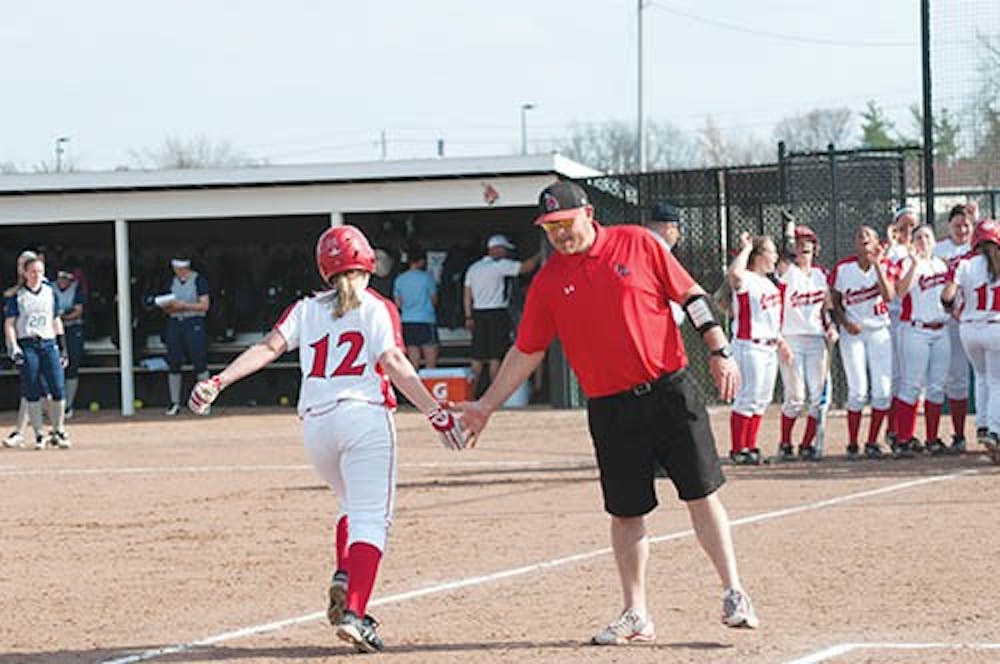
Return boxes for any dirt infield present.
[1,406,997,663]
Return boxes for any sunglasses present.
[539,218,575,232]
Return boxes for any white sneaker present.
[722,588,759,628]
[591,608,655,645]
[3,431,24,448]
[165,403,180,416]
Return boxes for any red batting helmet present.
[971,218,1000,251]
[315,225,376,283]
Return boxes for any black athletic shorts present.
[402,322,438,348]
[470,309,513,361]
[586,370,725,517]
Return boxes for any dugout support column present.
[114,218,135,416]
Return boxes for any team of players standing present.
[728,202,1000,465]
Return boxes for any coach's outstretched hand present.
[189,375,224,415]
[425,407,467,451]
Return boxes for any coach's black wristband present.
[56,334,66,353]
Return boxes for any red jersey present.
[515,223,695,398]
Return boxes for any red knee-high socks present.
[847,410,862,445]
[948,398,967,439]
[801,416,818,447]
[887,399,897,437]
[748,414,763,450]
[925,401,943,442]
[730,412,751,452]
[335,515,349,571]
[868,408,890,444]
[893,397,918,441]
[345,542,383,618]
[780,414,796,446]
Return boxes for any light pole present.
[637,0,646,172]
[55,136,70,172]
[520,102,536,155]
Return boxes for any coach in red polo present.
[459,180,758,645]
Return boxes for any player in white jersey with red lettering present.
[893,225,952,456]
[830,226,897,460]
[942,219,1000,464]
[187,225,468,652]
[885,206,918,448]
[776,226,836,461]
[932,203,975,452]
[727,232,790,465]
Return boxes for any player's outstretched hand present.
[451,400,494,448]
[425,407,467,451]
[189,375,223,415]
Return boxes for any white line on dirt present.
[0,459,594,478]
[98,468,976,664]
[784,641,1000,663]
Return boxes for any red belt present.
[909,321,945,330]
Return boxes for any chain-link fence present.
[572,146,911,406]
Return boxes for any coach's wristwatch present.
[709,345,733,359]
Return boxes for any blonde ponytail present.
[330,272,363,318]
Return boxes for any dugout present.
[0,154,599,414]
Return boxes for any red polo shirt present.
[516,222,695,398]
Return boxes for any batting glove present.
[426,407,467,451]
[188,375,223,416]
[9,348,24,368]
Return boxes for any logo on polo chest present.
[562,284,575,296]
[614,263,630,277]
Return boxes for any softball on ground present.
[88,401,101,413]
[278,395,290,406]
[133,399,144,410]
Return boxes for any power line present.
[646,1,917,48]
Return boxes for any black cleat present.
[779,444,795,461]
[336,610,384,653]
[926,439,948,456]
[865,443,886,460]
[746,448,762,465]
[891,438,916,459]
[798,445,820,461]
[846,444,861,461]
[949,435,966,455]
[327,570,348,626]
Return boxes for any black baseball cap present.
[535,181,590,225]
[650,201,681,224]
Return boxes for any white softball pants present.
[944,320,970,400]
[302,399,397,551]
[890,317,902,399]
[733,339,778,417]
[897,324,950,406]
[960,322,1000,434]
[779,335,829,419]
[838,325,893,412]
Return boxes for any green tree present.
[860,101,898,148]
[908,104,962,162]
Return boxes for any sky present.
[0,0,936,171]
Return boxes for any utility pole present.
[520,102,536,155]
[379,130,387,160]
[637,0,646,172]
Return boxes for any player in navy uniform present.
[54,269,86,418]
[4,256,70,449]
[161,258,210,415]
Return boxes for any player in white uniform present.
[727,233,790,464]
[3,256,70,450]
[885,206,918,449]
[187,225,468,652]
[893,226,951,456]
[830,226,897,460]
[777,226,836,461]
[941,219,1000,464]
[933,204,975,452]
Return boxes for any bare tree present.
[772,107,854,151]
[556,119,699,172]
[1,162,20,174]
[128,136,264,170]
[697,116,771,167]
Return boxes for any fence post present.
[828,144,838,254]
